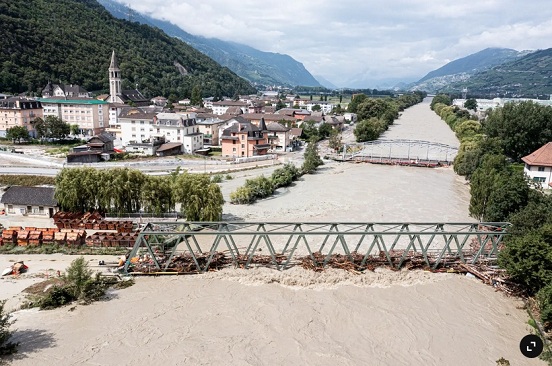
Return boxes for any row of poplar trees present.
[54,167,223,221]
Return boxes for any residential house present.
[266,121,291,151]
[0,97,42,138]
[151,96,168,107]
[1,186,58,217]
[41,82,91,98]
[240,113,296,127]
[196,113,226,146]
[66,131,116,163]
[522,142,552,189]
[39,97,109,136]
[221,116,270,158]
[212,100,248,115]
[276,108,311,121]
[305,101,334,114]
[119,109,203,154]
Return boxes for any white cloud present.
[115,0,552,87]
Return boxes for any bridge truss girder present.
[344,139,459,162]
[123,222,510,274]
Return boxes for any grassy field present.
[0,175,56,186]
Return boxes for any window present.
[533,177,546,183]
[241,144,245,148]
[241,135,244,140]
[538,167,545,172]
[7,205,13,214]
[233,147,236,152]
[39,207,44,214]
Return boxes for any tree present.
[311,104,321,112]
[354,117,385,142]
[469,154,529,221]
[430,94,451,110]
[484,101,552,161]
[173,172,224,221]
[275,99,286,111]
[6,126,30,143]
[318,122,332,139]
[70,124,80,136]
[328,130,343,152]
[0,300,18,356]
[302,138,323,174]
[464,98,477,111]
[190,85,202,106]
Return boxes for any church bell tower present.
[109,50,122,103]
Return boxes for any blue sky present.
[116,0,552,87]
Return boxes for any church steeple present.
[109,50,122,103]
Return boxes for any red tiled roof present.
[522,142,552,167]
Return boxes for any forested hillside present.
[0,0,255,98]
[441,48,552,97]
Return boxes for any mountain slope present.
[441,48,552,97]
[98,0,321,88]
[418,48,522,83]
[0,0,255,97]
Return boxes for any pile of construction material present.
[53,212,133,232]
[85,231,139,247]
[1,226,86,247]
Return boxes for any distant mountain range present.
[98,0,322,88]
[408,47,552,97]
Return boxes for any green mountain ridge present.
[0,0,255,98]
[98,0,322,88]
[417,48,523,83]
[441,48,552,97]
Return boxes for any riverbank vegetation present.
[230,142,320,204]
[55,167,224,221]
[431,94,552,340]
[349,91,426,142]
[22,257,133,311]
[0,300,18,356]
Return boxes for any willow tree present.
[141,176,174,215]
[55,167,90,212]
[173,172,224,221]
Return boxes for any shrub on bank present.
[0,300,18,356]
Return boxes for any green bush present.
[39,286,75,310]
[225,174,233,180]
[244,176,274,199]
[537,282,552,329]
[0,300,18,356]
[211,174,224,183]
[230,186,255,204]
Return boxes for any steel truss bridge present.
[123,222,510,274]
[341,139,459,165]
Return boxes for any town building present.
[522,142,552,189]
[212,100,249,115]
[39,97,109,136]
[118,108,203,154]
[195,114,226,146]
[266,121,291,151]
[1,186,58,217]
[221,116,270,158]
[0,97,43,138]
[41,82,91,99]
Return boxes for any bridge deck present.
[123,222,509,274]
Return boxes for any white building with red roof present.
[522,142,552,189]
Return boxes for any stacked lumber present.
[17,230,30,246]
[28,230,42,246]
[1,229,17,245]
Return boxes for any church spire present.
[109,51,122,103]
[109,50,119,70]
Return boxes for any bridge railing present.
[123,222,510,274]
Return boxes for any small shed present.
[155,142,183,157]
